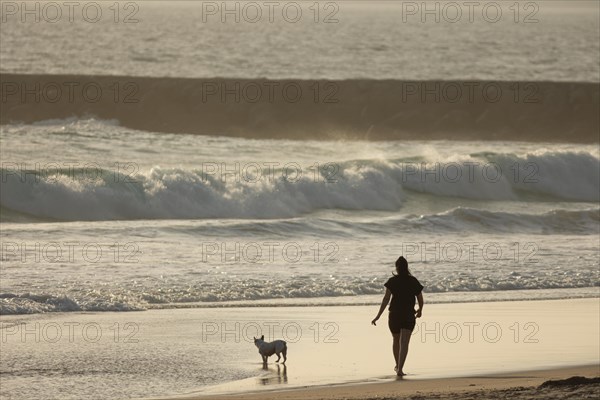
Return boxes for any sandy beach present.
[178,298,600,399]
[177,365,600,400]
[3,297,597,399]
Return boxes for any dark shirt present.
[384,275,424,320]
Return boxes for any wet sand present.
[1,298,598,399]
[160,298,599,399]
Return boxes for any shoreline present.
[1,287,598,316]
[1,73,598,143]
[171,364,600,400]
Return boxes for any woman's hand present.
[373,289,391,326]
[415,308,422,318]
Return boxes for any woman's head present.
[394,256,411,277]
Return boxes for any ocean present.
[1,1,599,81]
[1,120,599,314]
[0,1,599,399]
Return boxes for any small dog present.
[253,335,287,364]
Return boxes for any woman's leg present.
[397,328,413,375]
[392,333,400,369]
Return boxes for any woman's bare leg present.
[397,328,412,375]
[392,333,400,370]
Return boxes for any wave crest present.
[1,151,598,221]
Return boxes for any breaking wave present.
[1,151,598,221]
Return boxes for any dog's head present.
[253,335,265,347]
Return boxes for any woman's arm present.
[371,289,392,325]
[415,292,424,318]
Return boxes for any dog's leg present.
[275,353,281,363]
[282,346,287,363]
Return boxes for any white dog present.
[253,335,287,364]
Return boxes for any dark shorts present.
[388,312,415,334]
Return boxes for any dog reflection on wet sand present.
[260,364,288,385]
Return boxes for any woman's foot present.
[396,370,406,376]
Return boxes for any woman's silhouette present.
[371,256,424,376]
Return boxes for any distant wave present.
[402,207,599,235]
[118,208,593,238]
[1,74,598,142]
[1,151,598,222]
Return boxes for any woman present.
[371,256,424,376]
